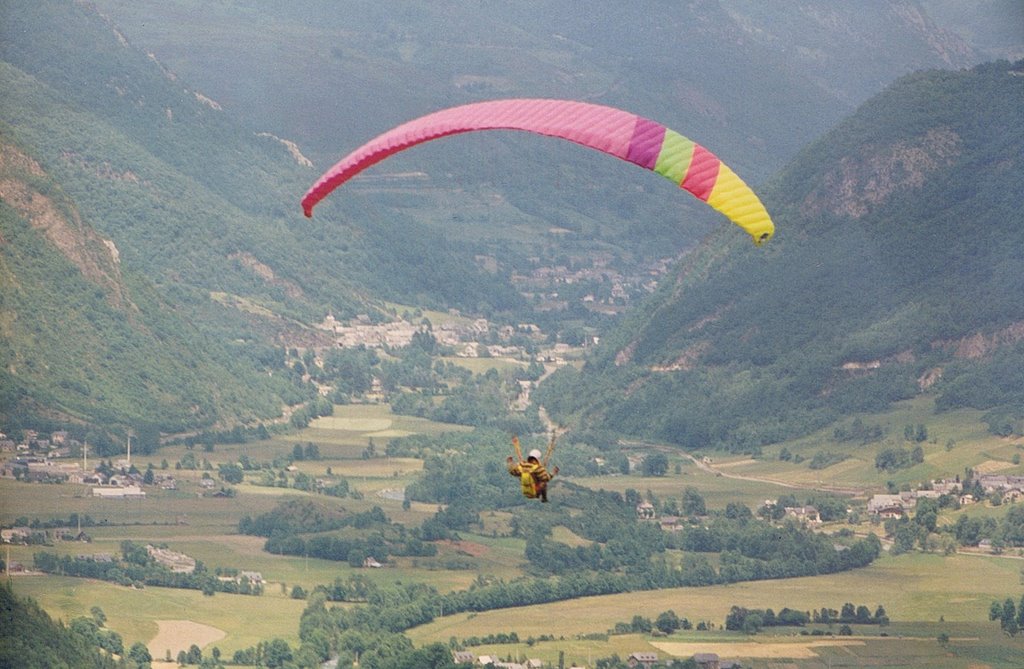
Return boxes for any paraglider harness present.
[510,434,558,501]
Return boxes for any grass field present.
[408,552,1024,667]
[745,398,1024,491]
[0,404,477,650]
[8,574,306,655]
[5,399,1024,666]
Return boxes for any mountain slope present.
[0,0,1006,434]
[83,0,986,268]
[0,0,523,431]
[89,0,981,178]
[536,60,1024,449]
[0,0,519,319]
[0,129,288,434]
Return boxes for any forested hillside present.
[88,0,987,267]
[0,130,288,436]
[537,60,1024,450]
[0,0,1010,435]
[90,0,981,176]
[0,583,121,669]
[0,0,517,432]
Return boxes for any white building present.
[92,485,145,499]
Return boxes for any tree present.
[891,522,918,555]
[682,487,706,516]
[655,610,681,634]
[1000,598,1019,636]
[89,606,106,626]
[630,615,652,633]
[218,463,244,484]
[840,603,856,622]
[914,497,939,533]
[911,444,925,464]
[263,638,293,668]
[642,453,669,477]
[128,641,152,667]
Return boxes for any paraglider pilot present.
[508,448,558,502]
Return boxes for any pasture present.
[5,398,1024,667]
[740,398,1024,491]
[9,574,306,655]
[408,552,1024,667]
[0,404,475,649]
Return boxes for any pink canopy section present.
[301,98,774,244]
[301,99,638,216]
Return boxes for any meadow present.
[408,552,1024,667]
[9,575,306,656]
[4,398,1024,666]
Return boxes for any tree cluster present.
[33,541,263,597]
[989,595,1024,636]
[0,583,120,669]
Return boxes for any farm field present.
[743,398,1024,491]
[4,400,1024,667]
[408,552,1024,667]
[8,574,307,656]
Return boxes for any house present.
[92,485,145,498]
[627,652,658,669]
[452,651,475,665]
[107,474,129,487]
[932,478,961,495]
[636,502,656,519]
[78,553,114,563]
[363,557,383,568]
[867,494,906,514]
[146,545,196,573]
[785,505,821,524]
[693,654,720,669]
[239,571,263,585]
[1,527,31,544]
[659,515,683,531]
[54,529,90,542]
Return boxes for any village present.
[447,650,735,669]
[6,419,1024,552]
[316,311,558,358]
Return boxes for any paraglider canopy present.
[301,99,775,245]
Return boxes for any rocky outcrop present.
[0,140,131,309]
